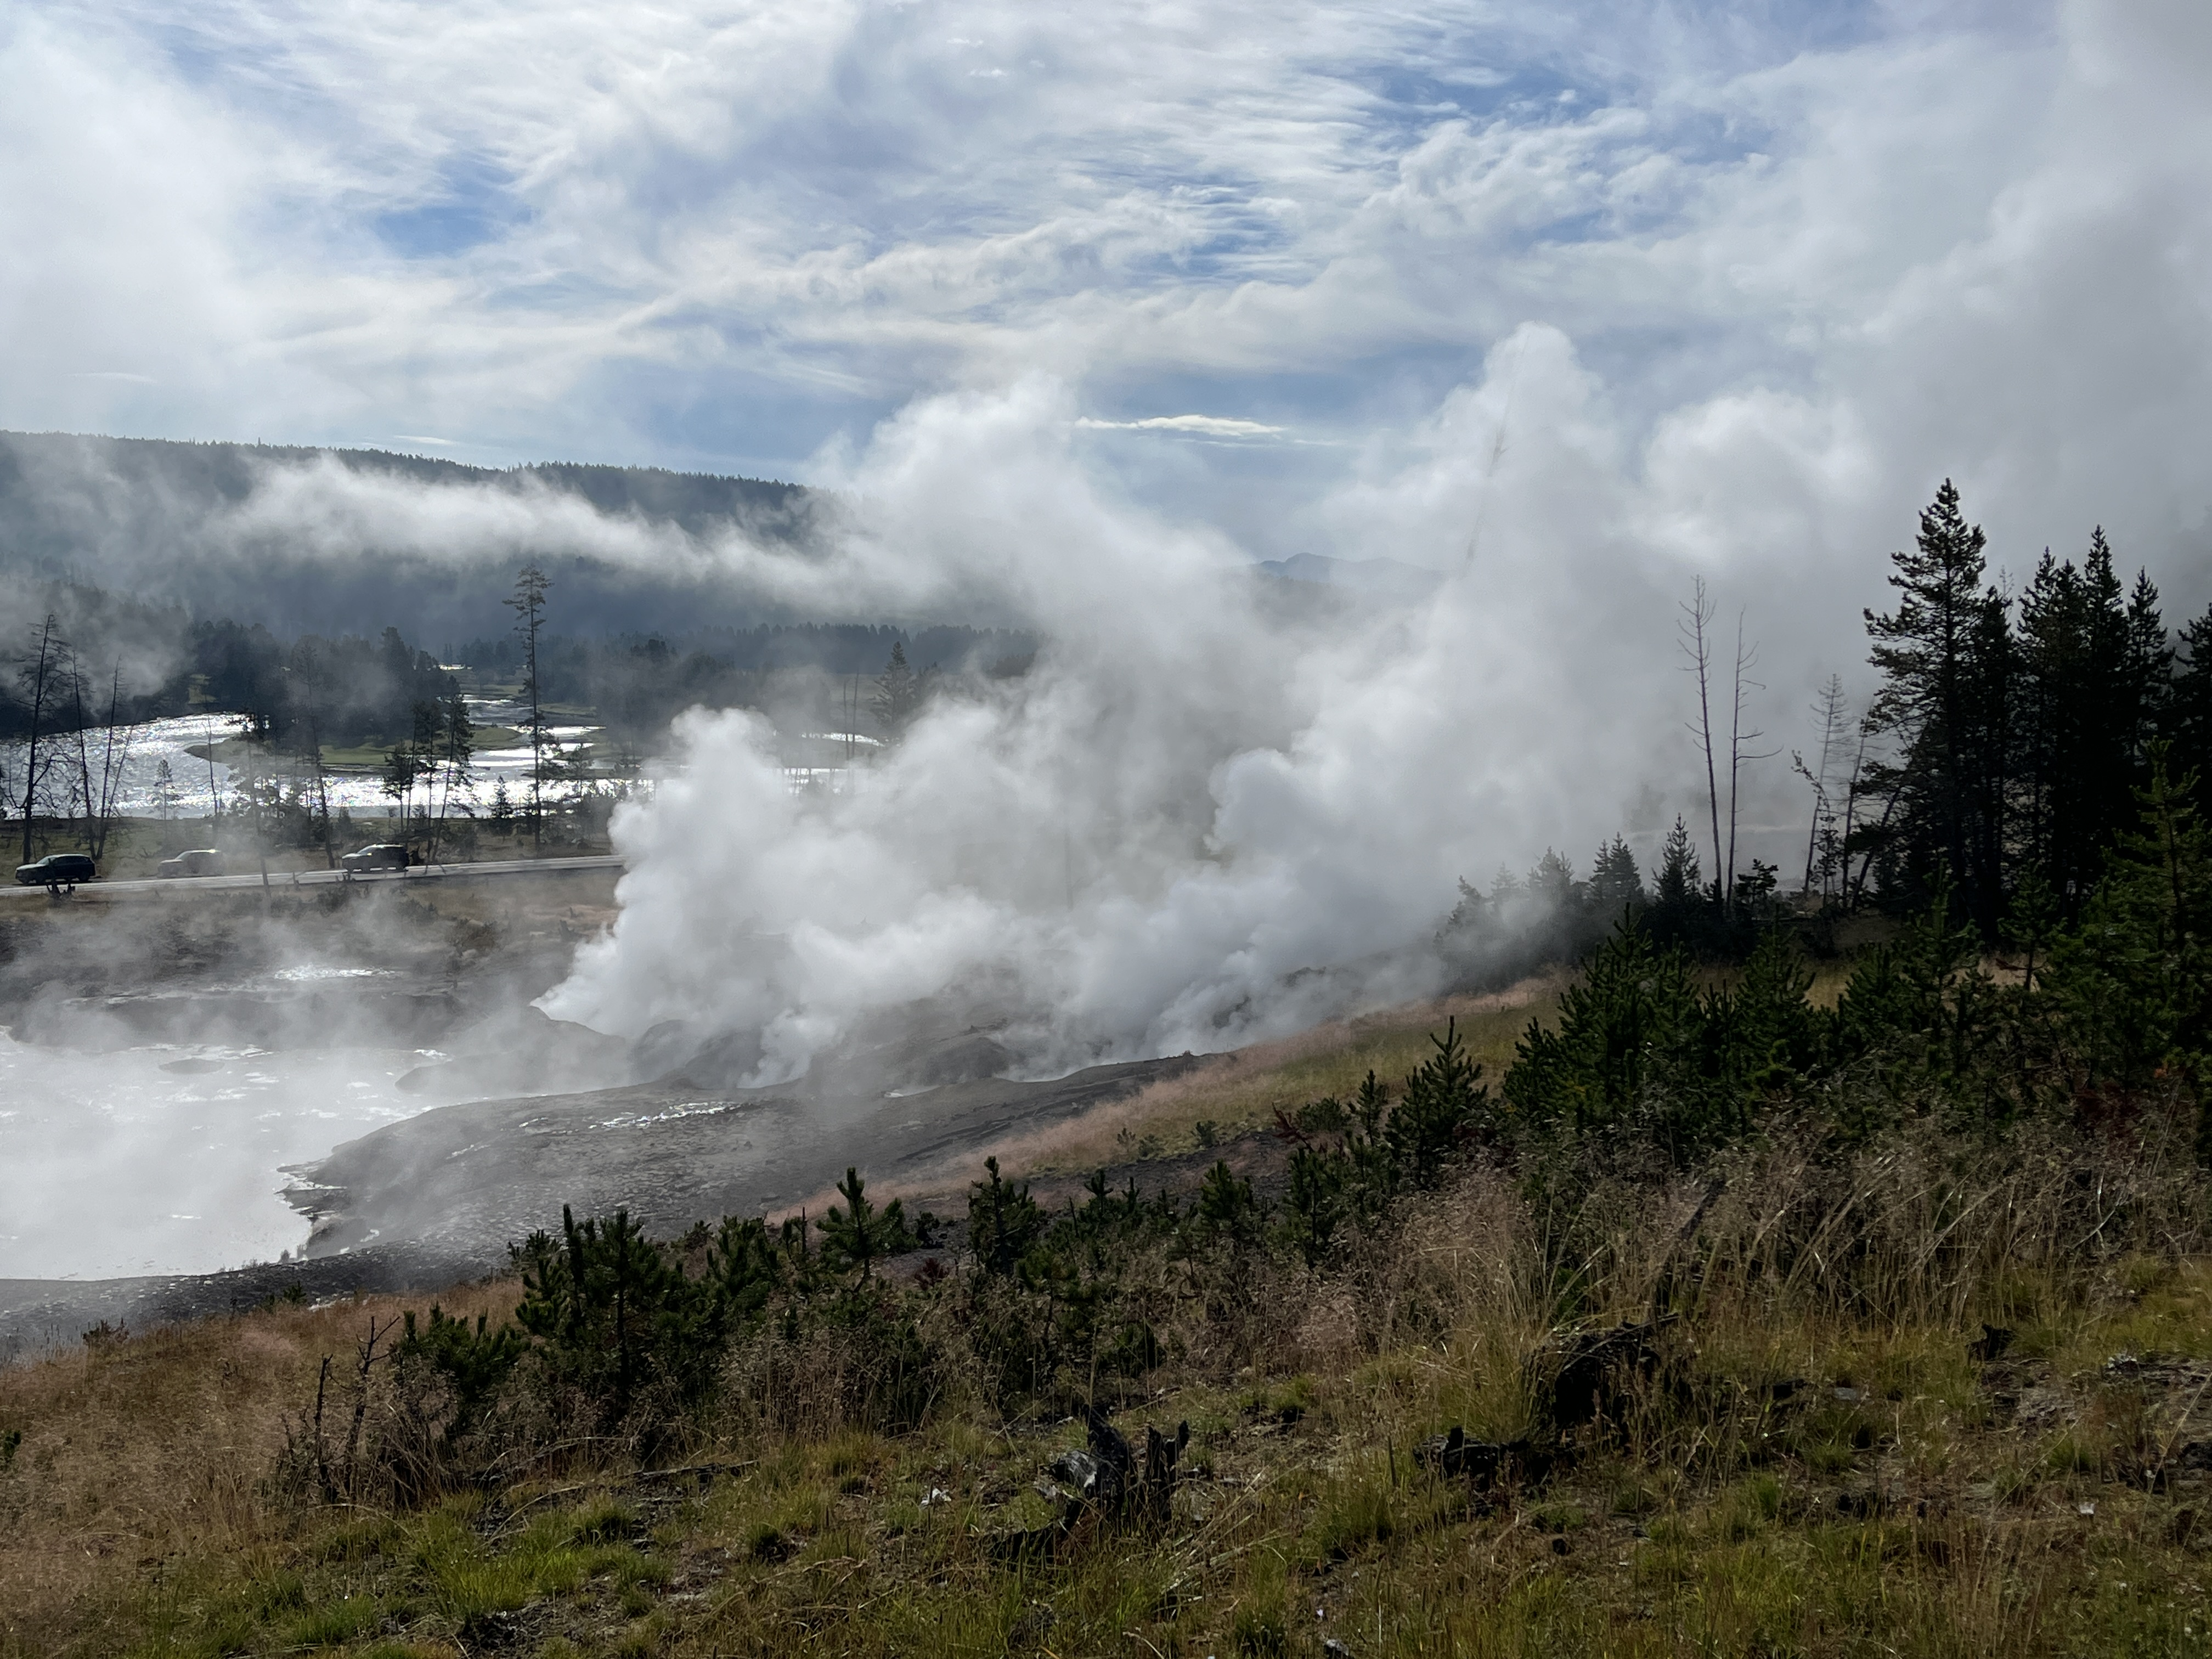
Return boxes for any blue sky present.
[2,0,2208,600]
[9,0,2212,1075]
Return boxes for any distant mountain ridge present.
[0,430,828,642]
[0,430,811,542]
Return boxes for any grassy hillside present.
[6,906,2212,1658]
[5,1140,2210,1657]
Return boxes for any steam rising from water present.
[544,341,1686,1076]
[0,1035,433,1278]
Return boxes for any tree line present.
[1446,481,2211,970]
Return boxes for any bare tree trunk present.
[18,616,65,865]
[1679,579,1723,911]
[246,714,269,889]
[205,714,222,839]
[91,664,130,862]
[293,641,338,870]
[1798,675,1847,895]
[1724,613,1774,909]
[67,665,94,854]
[309,704,335,870]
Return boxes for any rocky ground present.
[0,874,1248,1358]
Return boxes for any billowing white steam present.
[544,332,1690,1076]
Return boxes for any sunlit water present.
[0,1034,447,1280]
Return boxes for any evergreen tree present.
[1193,1159,1262,1246]
[1527,848,1581,914]
[1858,481,2013,933]
[380,741,421,823]
[816,1167,910,1279]
[2045,748,2209,1104]
[1655,816,1700,909]
[1505,922,1699,1142]
[513,1206,688,1423]
[2171,602,2212,817]
[706,1216,781,1327]
[2017,531,2167,910]
[871,641,931,738]
[967,1155,1047,1274]
[1589,834,1645,917]
[1383,1017,1489,1182]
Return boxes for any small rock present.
[1046,1448,1102,1499]
[1967,1323,2015,1363]
[922,1487,950,1506]
[2078,1501,2096,1517]
[1833,1385,1862,1403]
[1323,1641,1355,1659]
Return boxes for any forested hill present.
[0,430,812,542]
[0,430,826,643]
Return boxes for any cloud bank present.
[8,0,2212,1073]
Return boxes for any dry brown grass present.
[0,1281,517,1652]
[10,1120,2212,1657]
[982,974,1562,1178]
[764,976,1565,1223]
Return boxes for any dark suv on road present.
[15,853,97,889]
[340,843,411,873]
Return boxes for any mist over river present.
[0,1031,452,1279]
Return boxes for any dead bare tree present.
[16,616,67,866]
[291,642,337,869]
[1725,613,1779,910]
[1678,578,1723,907]
[1796,674,1850,895]
[340,1316,395,1502]
[88,664,133,862]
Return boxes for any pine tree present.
[1655,816,1701,909]
[2018,532,2168,909]
[1193,1159,1261,1245]
[1647,816,1714,950]
[872,641,930,739]
[513,1206,681,1424]
[2045,747,2209,1104]
[1528,848,1581,914]
[1383,1017,1489,1183]
[966,1155,1046,1274]
[1589,834,1645,917]
[1859,481,2013,932]
[2171,603,2212,817]
[816,1167,910,1279]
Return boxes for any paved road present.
[3,854,624,901]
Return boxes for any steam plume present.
[544,340,1684,1076]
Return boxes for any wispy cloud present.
[2,0,2208,623]
[1075,415,1286,438]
